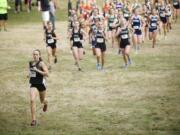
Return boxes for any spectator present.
[15,0,22,13]
[49,0,56,30]
[0,0,10,31]
[38,0,50,29]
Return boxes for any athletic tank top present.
[159,6,166,18]
[96,30,105,44]
[92,15,101,23]
[45,30,56,45]
[149,16,158,29]
[173,0,179,6]
[71,28,83,43]
[123,6,130,18]
[29,60,44,84]
[132,16,141,30]
[108,15,115,27]
[119,28,129,40]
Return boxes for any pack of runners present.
[28,0,179,126]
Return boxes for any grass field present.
[0,0,180,135]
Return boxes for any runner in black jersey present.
[130,8,144,54]
[166,1,172,31]
[89,19,98,56]
[68,9,78,32]
[45,22,59,70]
[95,21,107,70]
[173,0,180,22]
[122,0,131,21]
[116,18,132,69]
[88,8,103,55]
[107,8,116,48]
[158,0,167,37]
[28,49,48,126]
[70,21,87,71]
[148,8,159,48]
[143,1,152,40]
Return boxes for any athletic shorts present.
[24,0,31,4]
[160,17,167,24]
[134,29,142,35]
[149,28,157,33]
[42,11,50,22]
[73,42,83,48]
[108,26,116,31]
[120,39,130,49]
[30,84,46,92]
[95,43,106,52]
[0,13,8,21]
[92,40,96,48]
[47,44,56,49]
[173,4,180,9]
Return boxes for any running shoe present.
[54,57,57,64]
[78,68,82,71]
[128,59,132,65]
[96,63,101,70]
[137,45,140,50]
[122,64,128,70]
[74,62,78,66]
[30,120,37,126]
[135,46,139,54]
[48,66,52,71]
[43,103,48,112]
[118,49,122,55]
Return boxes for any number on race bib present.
[160,13,165,17]
[109,23,113,27]
[30,71,36,78]
[133,26,139,29]
[74,38,80,42]
[121,34,128,39]
[124,14,129,17]
[151,23,157,27]
[174,2,178,5]
[97,38,104,43]
[47,39,54,44]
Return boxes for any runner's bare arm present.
[33,62,48,77]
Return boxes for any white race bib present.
[133,26,140,29]
[47,39,54,44]
[151,23,157,27]
[160,13,165,17]
[97,38,104,43]
[174,2,178,5]
[30,71,36,78]
[74,38,80,42]
[124,13,129,17]
[109,23,113,27]
[121,34,128,39]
